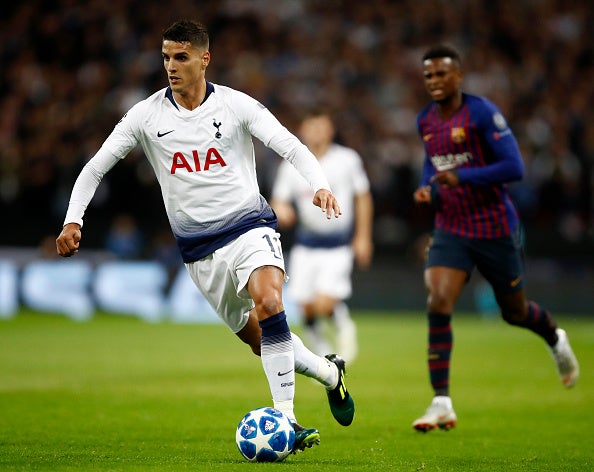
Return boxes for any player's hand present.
[413,185,432,204]
[353,235,373,270]
[56,223,82,257]
[313,189,341,219]
[430,170,459,188]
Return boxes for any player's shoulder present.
[464,93,509,130]
[125,87,169,115]
[209,83,266,118]
[211,83,255,103]
[463,93,500,114]
[328,143,362,162]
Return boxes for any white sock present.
[303,323,333,357]
[260,313,296,422]
[333,301,358,363]
[292,332,338,389]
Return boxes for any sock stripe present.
[520,302,558,347]
[428,313,452,396]
[429,325,451,334]
[431,342,453,350]
[260,311,292,355]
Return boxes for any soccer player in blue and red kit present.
[412,44,579,432]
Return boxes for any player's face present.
[299,115,335,150]
[162,40,210,94]
[422,57,462,103]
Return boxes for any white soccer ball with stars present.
[235,407,295,462]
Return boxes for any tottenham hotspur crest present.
[213,119,222,138]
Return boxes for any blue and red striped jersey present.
[417,93,524,239]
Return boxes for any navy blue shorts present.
[426,227,525,294]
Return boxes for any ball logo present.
[263,419,275,432]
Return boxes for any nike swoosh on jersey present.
[157,130,175,137]
[277,369,294,376]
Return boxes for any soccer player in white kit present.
[55,20,355,452]
[271,111,374,363]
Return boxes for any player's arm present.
[269,199,296,229]
[454,140,524,186]
[268,130,340,218]
[242,93,341,218]
[56,102,142,257]
[269,161,298,229]
[414,113,439,202]
[56,148,120,257]
[352,191,374,270]
[455,103,524,186]
[414,155,438,204]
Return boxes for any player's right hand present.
[56,223,82,257]
[413,185,432,204]
[313,189,342,219]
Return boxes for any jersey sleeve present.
[63,147,120,227]
[63,103,145,227]
[231,91,332,193]
[417,114,436,187]
[100,102,145,158]
[456,98,524,185]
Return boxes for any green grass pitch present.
[1,310,592,471]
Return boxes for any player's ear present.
[202,51,210,68]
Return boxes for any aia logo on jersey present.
[170,148,227,174]
[450,127,466,144]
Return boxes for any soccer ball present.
[235,407,295,462]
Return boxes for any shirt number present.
[262,234,283,260]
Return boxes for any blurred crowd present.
[1,0,593,260]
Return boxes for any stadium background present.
[1,0,593,314]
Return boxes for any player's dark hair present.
[422,44,461,67]
[303,106,333,121]
[163,20,209,50]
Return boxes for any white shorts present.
[287,244,353,304]
[184,227,286,333]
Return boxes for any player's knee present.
[253,293,283,318]
[498,297,528,325]
[501,310,527,325]
[312,299,335,317]
[427,292,454,314]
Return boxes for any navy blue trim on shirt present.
[175,208,278,263]
[165,81,215,109]
[165,87,178,109]
[295,228,353,248]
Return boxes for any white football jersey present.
[64,82,331,262]
[271,143,370,247]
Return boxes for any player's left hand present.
[430,170,459,188]
[313,189,342,219]
[353,235,373,270]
